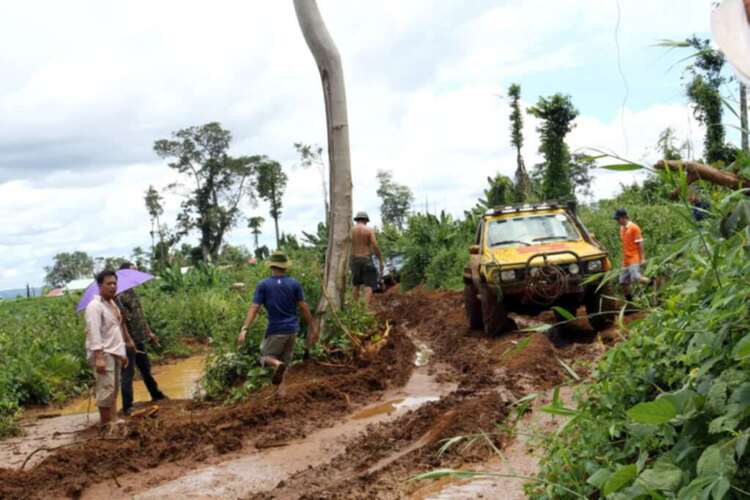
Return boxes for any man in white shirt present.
[85,270,134,427]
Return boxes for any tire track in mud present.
[250,288,606,499]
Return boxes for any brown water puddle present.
[1,355,207,470]
[46,355,206,416]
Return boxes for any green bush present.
[425,246,466,290]
[199,250,326,401]
[399,211,473,290]
[530,191,750,498]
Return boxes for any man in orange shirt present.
[614,208,647,302]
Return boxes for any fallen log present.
[654,160,750,199]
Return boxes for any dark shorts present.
[351,256,378,288]
[261,333,297,366]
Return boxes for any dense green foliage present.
[44,251,95,288]
[508,83,531,202]
[153,122,262,262]
[682,36,734,165]
[395,211,474,291]
[199,250,324,401]
[256,157,288,248]
[480,174,516,208]
[531,184,750,498]
[528,93,579,201]
[376,169,414,230]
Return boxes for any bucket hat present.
[266,251,291,270]
[354,211,370,222]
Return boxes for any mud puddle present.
[0,355,206,471]
[49,354,206,416]
[86,366,456,499]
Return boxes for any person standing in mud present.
[117,262,167,416]
[614,208,649,302]
[85,270,133,429]
[237,251,318,388]
[350,211,384,304]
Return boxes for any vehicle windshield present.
[486,214,580,247]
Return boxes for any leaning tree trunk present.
[294,0,353,314]
[654,160,750,198]
[741,83,749,154]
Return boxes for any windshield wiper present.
[491,240,531,247]
[532,236,569,242]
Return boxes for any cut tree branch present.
[653,160,750,199]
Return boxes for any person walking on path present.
[350,211,384,304]
[614,208,649,302]
[85,270,134,429]
[117,262,167,416]
[236,251,318,389]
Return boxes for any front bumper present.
[483,250,607,305]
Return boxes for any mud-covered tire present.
[586,286,616,332]
[464,283,483,330]
[479,286,507,337]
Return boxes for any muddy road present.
[0,288,621,499]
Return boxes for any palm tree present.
[248,216,265,249]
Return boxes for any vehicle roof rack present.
[484,200,561,216]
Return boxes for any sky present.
[0,0,725,290]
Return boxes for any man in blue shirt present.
[237,251,318,387]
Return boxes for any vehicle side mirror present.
[469,245,480,255]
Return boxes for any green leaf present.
[587,468,612,488]
[597,163,643,171]
[437,436,466,457]
[552,306,575,321]
[710,476,730,499]
[737,434,749,460]
[708,415,740,435]
[603,464,637,495]
[732,333,750,361]
[410,469,478,481]
[521,323,551,333]
[697,442,736,476]
[636,462,683,492]
[729,383,750,405]
[626,398,677,425]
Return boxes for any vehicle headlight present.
[500,270,516,282]
[586,260,602,272]
[529,267,540,277]
[568,263,580,275]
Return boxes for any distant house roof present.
[47,288,65,297]
[64,279,92,292]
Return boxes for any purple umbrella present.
[76,269,155,313]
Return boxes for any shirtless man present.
[350,211,384,304]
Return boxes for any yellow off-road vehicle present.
[464,202,616,336]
